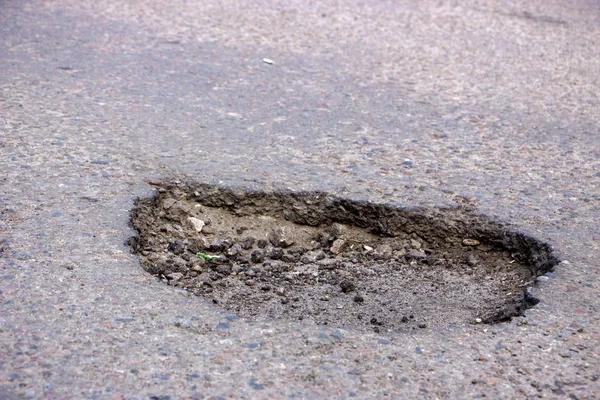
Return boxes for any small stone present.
[191,262,204,272]
[257,239,268,248]
[340,279,355,293]
[317,259,338,270]
[246,279,256,286]
[260,285,271,291]
[167,240,186,255]
[316,232,332,248]
[231,264,244,274]
[406,249,427,260]
[189,237,211,253]
[475,318,482,324]
[330,238,347,255]
[354,294,365,303]
[202,227,215,235]
[394,249,407,258]
[267,247,283,260]
[418,323,427,329]
[462,238,480,246]
[166,201,194,221]
[187,217,205,232]
[330,223,347,238]
[166,272,184,282]
[401,316,409,323]
[363,245,373,252]
[300,254,316,264]
[226,244,242,258]
[268,227,295,248]
[240,237,256,250]
[210,237,233,251]
[250,249,265,263]
[281,252,300,263]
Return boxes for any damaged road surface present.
[128,181,558,333]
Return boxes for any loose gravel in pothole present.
[128,181,558,333]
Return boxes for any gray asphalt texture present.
[1,0,599,399]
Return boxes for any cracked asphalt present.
[1,0,599,398]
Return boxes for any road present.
[1,0,599,398]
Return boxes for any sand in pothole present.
[128,181,557,333]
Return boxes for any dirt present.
[127,181,559,333]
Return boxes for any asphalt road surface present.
[1,0,599,398]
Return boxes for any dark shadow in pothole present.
[127,181,558,333]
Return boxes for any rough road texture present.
[1,0,599,399]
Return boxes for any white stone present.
[187,217,205,232]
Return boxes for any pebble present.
[166,272,183,282]
[202,227,215,235]
[267,247,283,260]
[330,238,347,255]
[407,249,427,260]
[251,249,265,263]
[187,217,205,232]
[189,237,211,253]
[268,227,295,248]
[231,264,244,274]
[330,223,347,238]
[354,294,365,303]
[340,279,355,293]
[462,238,480,246]
[317,259,338,270]
[211,237,233,251]
[226,244,241,257]
[240,237,255,250]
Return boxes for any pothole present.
[128,181,558,333]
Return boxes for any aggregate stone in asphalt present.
[1,0,599,399]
